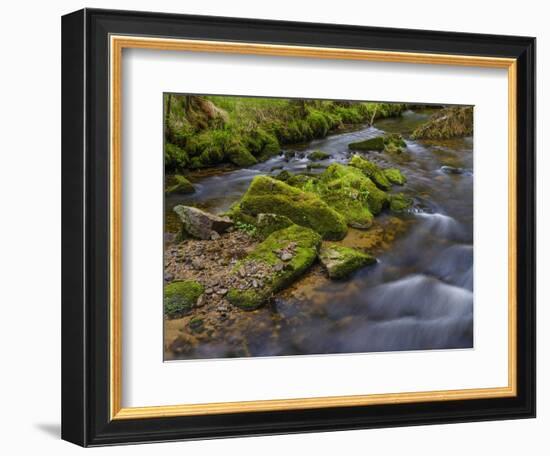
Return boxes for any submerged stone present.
[227,175,347,240]
[164,280,204,318]
[319,245,376,279]
[226,225,322,310]
[441,165,465,175]
[174,205,234,240]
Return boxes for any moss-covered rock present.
[384,168,407,185]
[412,106,473,139]
[384,133,406,148]
[316,164,383,228]
[227,225,322,309]
[165,175,195,195]
[348,136,385,151]
[389,193,413,212]
[319,245,376,279]
[164,280,204,318]
[226,143,257,167]
[227,176,347,240]
[256,213,294,239]
[308,150,330,161]
[349,155,391,190]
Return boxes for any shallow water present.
[166,109,474,357]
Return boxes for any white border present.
[121,48,509,407]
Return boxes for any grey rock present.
[173,205,233,240]
[280,251,293,261]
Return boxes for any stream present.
[165,109,474,356]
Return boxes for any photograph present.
[163,94,474,360]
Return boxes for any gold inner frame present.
[109,35,518,420]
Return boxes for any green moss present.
[384,168,407,185]
[256,213,294,239]
[227,225,321,309]
[164,281,204,318]
[165,174,195,195]
[188,316,205,333]
[226,289,264,311]
[384,133,406,148]
[229,175,347,240]
[349,155,391,190]
[226,142,257,167]
[348,136,385,151]
[165,143,189,171]
[308,150,331,161]
[319,245,376,279]
[316,164,376,228]
[389,193,413,212]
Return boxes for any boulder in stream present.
[348,136,385,151]
[319,245,376,279]
[384,168,407,185]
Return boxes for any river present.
[165,109,474,357]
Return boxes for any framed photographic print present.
[61,8,536,447]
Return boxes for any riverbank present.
[165,95,406,172]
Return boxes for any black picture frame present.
[62,8,536,447]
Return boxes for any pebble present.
[210,231,220,240]
[252,279,258,288]
[205,288,214,294]
[280,252,293,261]
[164,273,174,282]
[274,263,284,272]
[192,258,204,270]
[195,295,205,307]
[218,288,228,295]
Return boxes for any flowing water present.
[165,109,474,356]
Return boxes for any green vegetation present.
[165,174,195,195]
[319,245,376,279]
[308,150,331,161]
[164,280,204,318]
[348,136,385,151]
[234,221,258,237]
[349,155,391,190]
[227,175,348,240]
[165,94,406,172]
[227,225,321,309]
[412,106,474,139]
[255,213,294,240]
[384,168,407,185]
[389,193,413,212]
